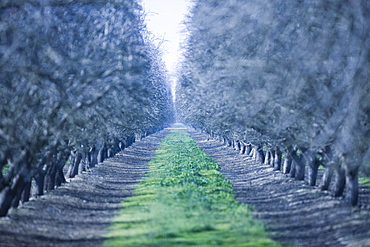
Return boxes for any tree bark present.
[289,147,306,181]
[45,163,56,191]
[290,160,296,178]
[264,150,271,166]
[107,147,115,158]
[308,157,321,186]
[345,166,359,206]
[240,142,246,154]
[282,155,292,174]
[11,174,27,208]
[333,166,346,197]
[78,151,88,175]
[0,187,13,217]
[273,147,282,171]
[320,165,334,191]
[34,172,46,196]
[226,139,232,147]
[21,181,32,203]
[97,146,106,164]
[235,140,241,152]
[256,146,265,165]
[88,146,97,168]
[246,144,252,156]
[55,154,67,187]
[0,173,25,216]
[67,151,82,178]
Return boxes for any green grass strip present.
[104,130,281,246]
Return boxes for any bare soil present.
[0,129,170,247]
[188,129,370,247]
[0,127,369,247]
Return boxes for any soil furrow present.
[0,127,369,246]
[189,129,370,247]
[0,129,170,247]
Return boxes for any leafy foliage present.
[0,0,173,216]
[176,0,370,205]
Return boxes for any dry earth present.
[188,129,370,247]
[0,129,170,247]
[0,126,369,247]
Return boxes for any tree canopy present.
[176,0,370,205]
[0,0,173,216]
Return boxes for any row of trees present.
[176,0,370,205]
[0,0,173,216]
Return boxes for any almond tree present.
[177,0,370,205]
[0,0,173,216]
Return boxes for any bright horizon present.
[141,0,192,101]
[141,0,191,72]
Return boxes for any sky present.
[140,0,192,73]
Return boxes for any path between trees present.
[188,129,370,247]
[0,129,170,247]
[0,126,369,246]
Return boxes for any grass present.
[2,164,9,176]
[360,163,370,186]
[104,130,281,247]
[359,176,370,186]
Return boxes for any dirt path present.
[1,127,369,246]
[188,129,370,247]
[0,129,170,247]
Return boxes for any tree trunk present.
[295,161,305,181]
[107,148,115,158]
[282,155,292,174]
[88,146,96,168]
[256,147,265,165]
[269,150,275,167]
[246,144,252,156]
[264,150,271,166]
[289,147,306,181]
[320,165,334,191]
[273,148,282,171]
[78,151,87,175]
[345,166,359,206]
[34,172,46,196]
[222,136,227,145]
[21,181,32,203]
[55,154,67,187]
[0,187,13,217]
[240,143,246,154]
[0,173,24,216]
[67,151,82,178]
[235,141,241,152]
[97,146,106,164]
[308,157,321,186]
[290,161,296,178]
[226,139,232,147]
[333,166,346,197]
[45,164,56,191]
[11,174,27,208]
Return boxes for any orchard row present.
[0,0,173,216]
[177,0,370,206]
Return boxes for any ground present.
[0,127,369,246]
[189,129,370,247]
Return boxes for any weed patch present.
[104,130,281,246]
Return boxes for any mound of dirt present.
[189,130,370,247]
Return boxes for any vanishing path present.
[189,129,370,247]
[0,126,369,246]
